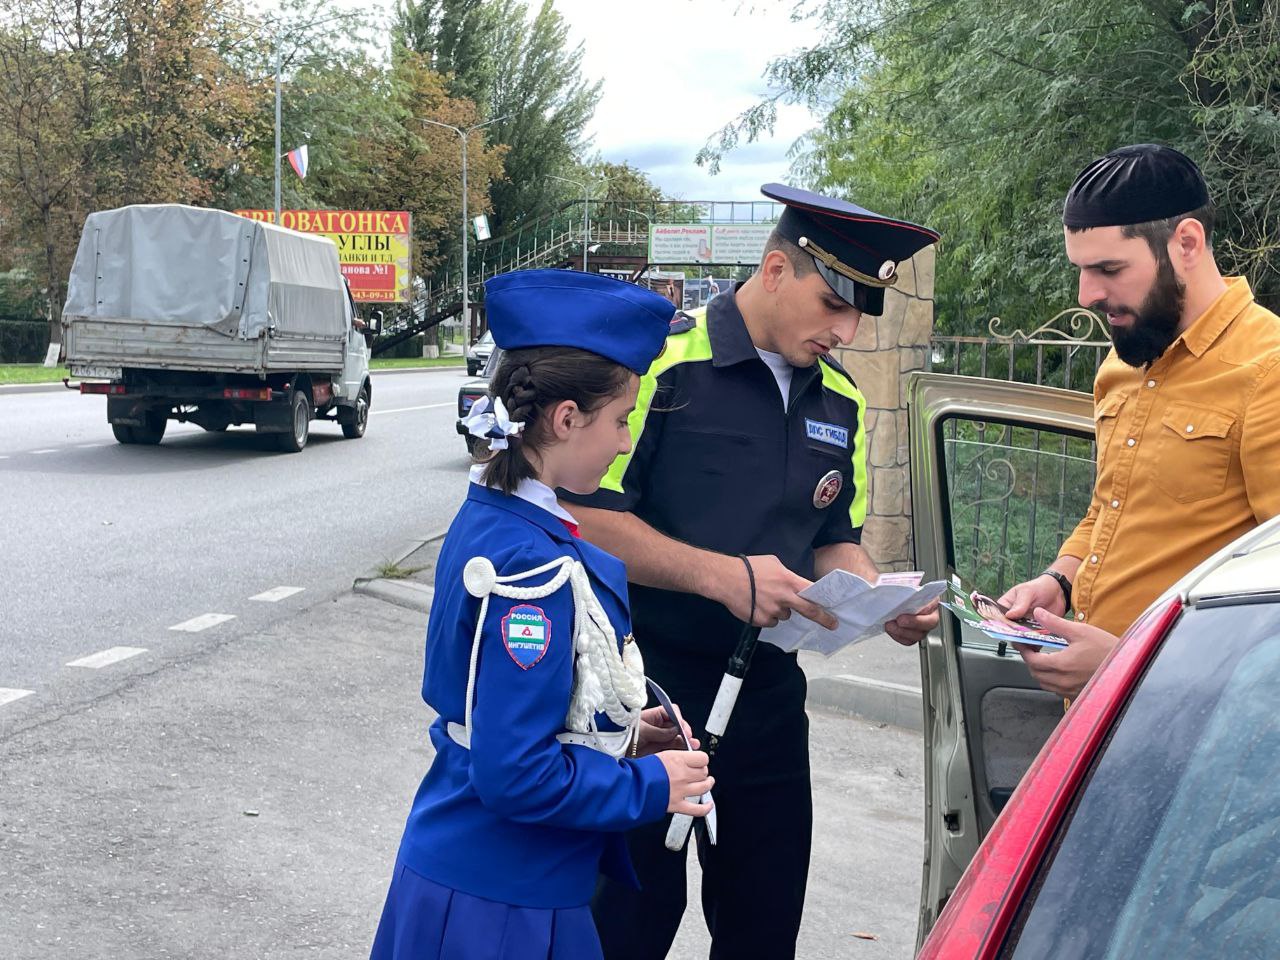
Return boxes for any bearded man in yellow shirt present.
[1001,144,1280,698]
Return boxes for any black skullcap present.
[1063,144,1210,229]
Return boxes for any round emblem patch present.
[813,470,843,509]
[878,259,896,281]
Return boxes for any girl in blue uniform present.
[371,270,714,960]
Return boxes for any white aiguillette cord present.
[458,554,647,756]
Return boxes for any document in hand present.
[759,570,947,657]
[939,577,1069,650]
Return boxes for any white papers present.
[759,570,947,657]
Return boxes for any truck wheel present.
[277,388,312,453]
[131,410,167,445]
[340,383,370,440]
[111,422,136,444]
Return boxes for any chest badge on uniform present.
[502,604,552,670]
[813,470,843,509]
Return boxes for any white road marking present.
[250,586,304,603]
[169,613,237,633]
[371,402,453,416]
[0,688,35,707]
[78,442,109,449]
[0,455,8,461]
[66,647,148,669]
[31,449,58,455]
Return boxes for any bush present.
[0,320,50,363]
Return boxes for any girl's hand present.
[635,704,698,757]
[656,750,714,817]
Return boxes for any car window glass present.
[939,415,1095,651]
[1003,602,1280,959]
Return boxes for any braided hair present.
[478,345,633,494]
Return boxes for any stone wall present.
[834,246,935,571]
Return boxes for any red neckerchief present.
[559,518,581,538]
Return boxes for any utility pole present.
[423,116,509,330]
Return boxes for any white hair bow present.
[461,395,525,450]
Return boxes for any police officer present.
[565,185,942,959]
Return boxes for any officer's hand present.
[656,750,715,817]
[1014,608,1118,699]
[636,704,699,756]
[717,554,837,630]
[885,598,939,646]
[999,575,1067,621]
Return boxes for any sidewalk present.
[355,535,925,731]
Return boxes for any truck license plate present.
[71,364,122,380]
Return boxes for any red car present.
[908,374,1280,957]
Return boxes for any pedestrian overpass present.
[373,199,781,355]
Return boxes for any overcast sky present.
[551,0,823,202]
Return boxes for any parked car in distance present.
[456,346,501,455]
[908,372,1280,958]
[466,330,495,376]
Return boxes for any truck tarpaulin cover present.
[63,204,346,341]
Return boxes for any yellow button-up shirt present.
[1060,277,1280,636]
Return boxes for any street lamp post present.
[422,116,509,333]
[548,174,588,271]
[550,174,621,272]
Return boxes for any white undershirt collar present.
[469,464,578,525]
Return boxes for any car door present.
[907,372,1096,944]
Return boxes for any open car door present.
[908,373,1096,946]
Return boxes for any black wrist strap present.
[1042,569,1073,610]
[737,554,757,626]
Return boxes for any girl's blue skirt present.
[370,862,604,960]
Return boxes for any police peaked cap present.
[761,183,940,316]
[483,269,675,374]
[1063,144,1210,229]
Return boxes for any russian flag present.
[286,144,308,180]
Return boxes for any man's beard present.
[1094,254,1185,367]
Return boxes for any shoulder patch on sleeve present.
[501,603,552,669]
[668,311,697,335]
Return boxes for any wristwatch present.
[1041,569,1073,611]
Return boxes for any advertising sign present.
[649,224,712,264]
[234,209,412,303]
[647,223,772,265]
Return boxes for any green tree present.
[703,0,1280,332]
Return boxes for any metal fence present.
[926,310,1111,598]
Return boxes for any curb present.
[369,363,466,376]
[0,381,72,395]
[806,676,923,732]
[0,364,467,396]
[353,577,434,614]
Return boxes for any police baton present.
[664,618,762,851]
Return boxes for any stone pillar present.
[833,247,935,571]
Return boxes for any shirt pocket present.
[1151,401,1236,503]
[1094,392,1127,467]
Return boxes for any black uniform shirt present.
[564,289,870,664]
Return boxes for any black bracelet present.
[737,554,757,626]
[1042,569,1073,610]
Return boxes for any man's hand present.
[636,704,698,757]
[999,574,1068,621]
[709,554,837,630]
[885,599,939,646]
[1014,608,1119,699]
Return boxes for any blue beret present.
[483,269,675,374]
[761,183,939,316]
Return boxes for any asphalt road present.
[0,366,928,958]
[0,368,475,723]
[0,592,925,960]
